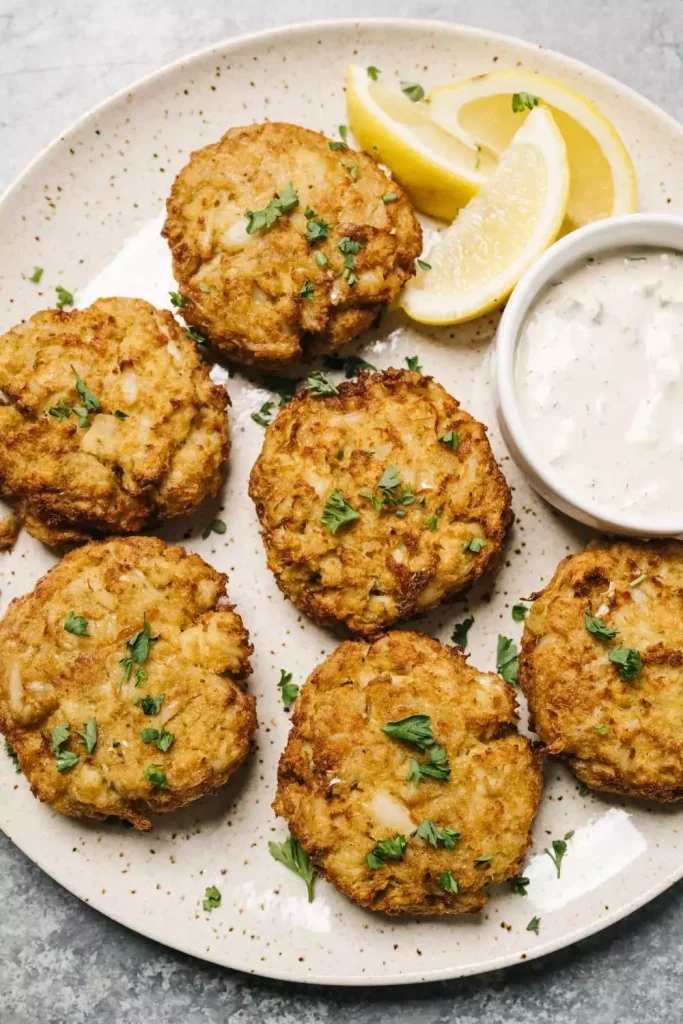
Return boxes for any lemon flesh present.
[429,70,636,230]
[401,107,569,325]
[345,64,483,220]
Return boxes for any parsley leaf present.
[114,410,128,420]
[29,266,43,283]
[55,285,74,308]
[141,727,175,751]
[412,819,460,849]
[510,875,529,896]
[264,376,299,405]
[186,325,209,345]
[366,833,407,869]
[246,182,299,233]
[144,764,167,788]
[544,830,574,878]
[527,916,541,935]
[277,669,299,709]
[439,871,459,893]
[512,603,528,622]
[417,259,432,271]
[415,744,450,781]
[463,537,486,553]
[134,693,166,716]
[75,717,97,755]
[608,644,643,681]
[71,366,100,414]
[324,355,376,378]
[630,574,646,587]
[497,635,519,685]
[48,398,71,422]
[314,251,330,268]
[321,489,360,534]
[306,371,339,397]
[367,66,381,80]
[203,885,221,911]
[342,161,359,180]
[52,723,79,773]
[425,507,442,531]
[64,612,90,637]
[382,192,398,204]
[383,714,434,751]
[306,218,332,244]
[360,465,416,513]
[329,140,348,152]
[339,124,348,142]
[584,608,619,642]
[269,834,316,901]
[120,622,159,685]
[300,280,315,300]
[202,518,227,539]
[451,616,474,648]
[401,80,425,102]
[405,355,422,372]
[438,431,459,450]
[4,739,21,773]
[474,854,495,867]
[251,401,274,427]
[512,92,539,113]
[593,725,610,736]
[169,290,188,308]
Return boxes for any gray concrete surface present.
[2,1,683,1020]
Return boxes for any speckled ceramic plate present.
[1,18,683,986]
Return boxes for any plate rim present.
[2,15,683,986]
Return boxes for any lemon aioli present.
[514,247,683,519]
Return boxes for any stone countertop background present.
[1,1,682,1020]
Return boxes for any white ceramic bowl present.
[494,212,683,537]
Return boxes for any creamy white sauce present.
[515,247,683,519]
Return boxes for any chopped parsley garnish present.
[306,218,332,244]
[246,182,299,233]
[75,717,97,755]
[114,410,129,420]
[608,644,643,681]
[186,325,209,345]
[342,162,359,180]
[629,574,646,587]
[305,206,316,219]
[169,290,188,308]
[439,871,459,893]
[474,854,495,867]
[277,669,299,709]
[324,355,376,377]
[401,80,425,102]
[52,723,79,773]
[265,375,299,405]
[29,266,43,283]
[366,833,407,869]
[306,371,339,397]
[584,608,619,642]
[407,744,450,783]
[314,251,330,268]
[339,124,348,142]
[329,141,347,152]
[141,727,175,751]
[48,398,71,422]
[321,490,360,534]
[512,92,539,112]
[512,603,528,622]
[382,192,398,204]
[360,465,416,513]
[496,635,519,685]
[544,830,574,878]
[202,518,227,539]
[367,66,381,81]
[510,875,529,896]
[438,430,459,450]
[120,622,159,686]
[64,612,90,637]
[451,616,474,648]
[144,764,167,789]
[463,537,486,553]
[269,834,316,902]
[4,739,21,773]
[300,280,315,300]
[593,725,610,736]
[412,819,460,849]
[527,916,541,935]
[405,355,422,372]
[383,714,434,751]
[251,401,274,427]
[71,367,100,418]
[425,507,442,531]
[338,236,364,287]
[55,285,74,308]
[199,281,211,293]
[134,693,166,716]
[417,259,432,271]
[203,885,222,911]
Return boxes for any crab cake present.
[521,541,683,802]
[249,369,512,635]
[0,536,255,830]
[162,122,422,368]
[0,297,229,546]
[275,631,543,914]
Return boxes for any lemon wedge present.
[401,107,569,325]
[428,70,636,230]
[345,64,484,220]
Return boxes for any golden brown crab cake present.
[0,297,229,546]
[520,541,683,802]
[274,631,543,914]
[162,122,422,368]
[249,368,512,636]
[0,536,255,830]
